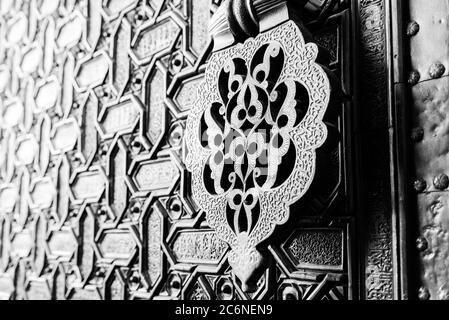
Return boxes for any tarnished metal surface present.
[0,0,389,300]
[412,77,449,299]
[408,0,449,300]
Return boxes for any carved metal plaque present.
[185,19,331,290]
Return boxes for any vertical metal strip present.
[357,0,394,300]
[386,0,412,300]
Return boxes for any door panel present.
[0,0,398,300]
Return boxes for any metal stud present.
[406,21,420,37]
[411,127,424,143]
[429,63,445,79]
[414,179,427,193]
[433,174,449,190]
[416,236,428,252]
[408,70,420,85]
[418,287,430,300]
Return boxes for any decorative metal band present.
[358,0,394,300]
[185,20,331,291]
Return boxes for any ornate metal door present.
[0,0,401,300]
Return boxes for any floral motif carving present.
[185,20,331,291]
[286,230,343,268]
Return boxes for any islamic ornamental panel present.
[0,0,378,301]
[185,20,330,290]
